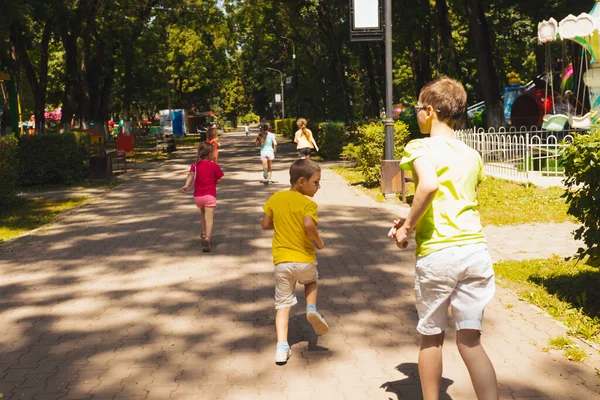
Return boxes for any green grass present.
[331,167,399,203]
[564,347,588,362]
[478,177,573,226]
[19,179,121,194]
[0,197,88,242]
[495,256,600,345]
[175,135,205,148]
[332,167,573,226]
[548,335,575,349]
[135,151,173,163]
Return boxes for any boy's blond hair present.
[419,77,467,124]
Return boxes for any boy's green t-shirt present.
[263,190,318,265]
[400,136,487,257]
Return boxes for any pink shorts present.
[194,195,217,208]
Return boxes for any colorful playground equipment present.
[538,0,600,130]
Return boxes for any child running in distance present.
[206,127,220,164]
[294,118,319,159]
[257,123,278,183]
[182,142,224,252]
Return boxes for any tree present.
[464,0,505,127]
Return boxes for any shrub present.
[0,135,19,205]
[239,112,259,125]
[316,122,347,160]
[562,130,600,261]
[18,132,90,186]
[348,120,411,187]
[274,119,283,135]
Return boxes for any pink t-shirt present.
[190,161,224,197]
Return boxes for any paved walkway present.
[0,130,598,400]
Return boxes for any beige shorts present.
[414,244,495,335]
[274,262,318,309]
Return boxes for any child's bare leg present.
[275,307,291,343]
[200,207,206,236]
[456,330,498,400]
[305,281,328,335]
[262,158,269,180]
[204,207,215,239]
[267,159,273,180]
[418,332,445,400]
[305,281,318,306]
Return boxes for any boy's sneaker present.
[307,310,329,336]
[275,348,291,364]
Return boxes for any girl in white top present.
[294,118,319,159]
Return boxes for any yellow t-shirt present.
[294,129,313,149]
[400,137,487,257]
[263,190,318,265]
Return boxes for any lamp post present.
[281,36,299,117]
[266,67,284,119]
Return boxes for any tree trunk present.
[362,43,381,118]
[436,0,460,77]
[464,0,505,128]
[317,6,351,121]
[408,27,431,100]
[9,22,51,135]
[59,31,78,132]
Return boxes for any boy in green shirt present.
[262,159,329,365]
[388,78,498,400]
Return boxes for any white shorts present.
[274,262,318,309]
[261,150,275,161]
[414,243,495,335]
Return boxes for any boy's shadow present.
[287,313,329,352]
[381,363,454,399]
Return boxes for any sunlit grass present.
[478,177,573,226]
[332,167,573,225]
[0,197,88,242]
[495,256,600,345]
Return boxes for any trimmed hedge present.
[316,122,347,160]
[0,135,19,205]
[342,120,411,187]
[562,130,600,261]
[18,132,90,186]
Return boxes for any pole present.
[383,0,394,160]
[281,75,285,120]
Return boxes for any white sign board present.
[353,0,380,29]
[275,94,282,103]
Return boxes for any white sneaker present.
[307,310,329,336]
[275,348,291,364]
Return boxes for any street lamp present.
[281,36,299,117]
[266,67,284,120]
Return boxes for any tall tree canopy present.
[0,0,594,131]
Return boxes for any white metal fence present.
[455,126,578,186]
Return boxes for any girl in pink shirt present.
[181,142,224,252]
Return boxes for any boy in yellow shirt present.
[388,78,498,399]
[262,159,328,364]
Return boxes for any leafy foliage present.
[562,130,600,261]
[0,135,19,205]
[17,132,90,186]
[350,121,411,187]
[316,122,347,160]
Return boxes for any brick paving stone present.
[0,129,599,399]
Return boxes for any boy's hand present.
[181,185,190,193]
[314,238,324,250]
[388,219,409,249]
[387,219,405,238]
